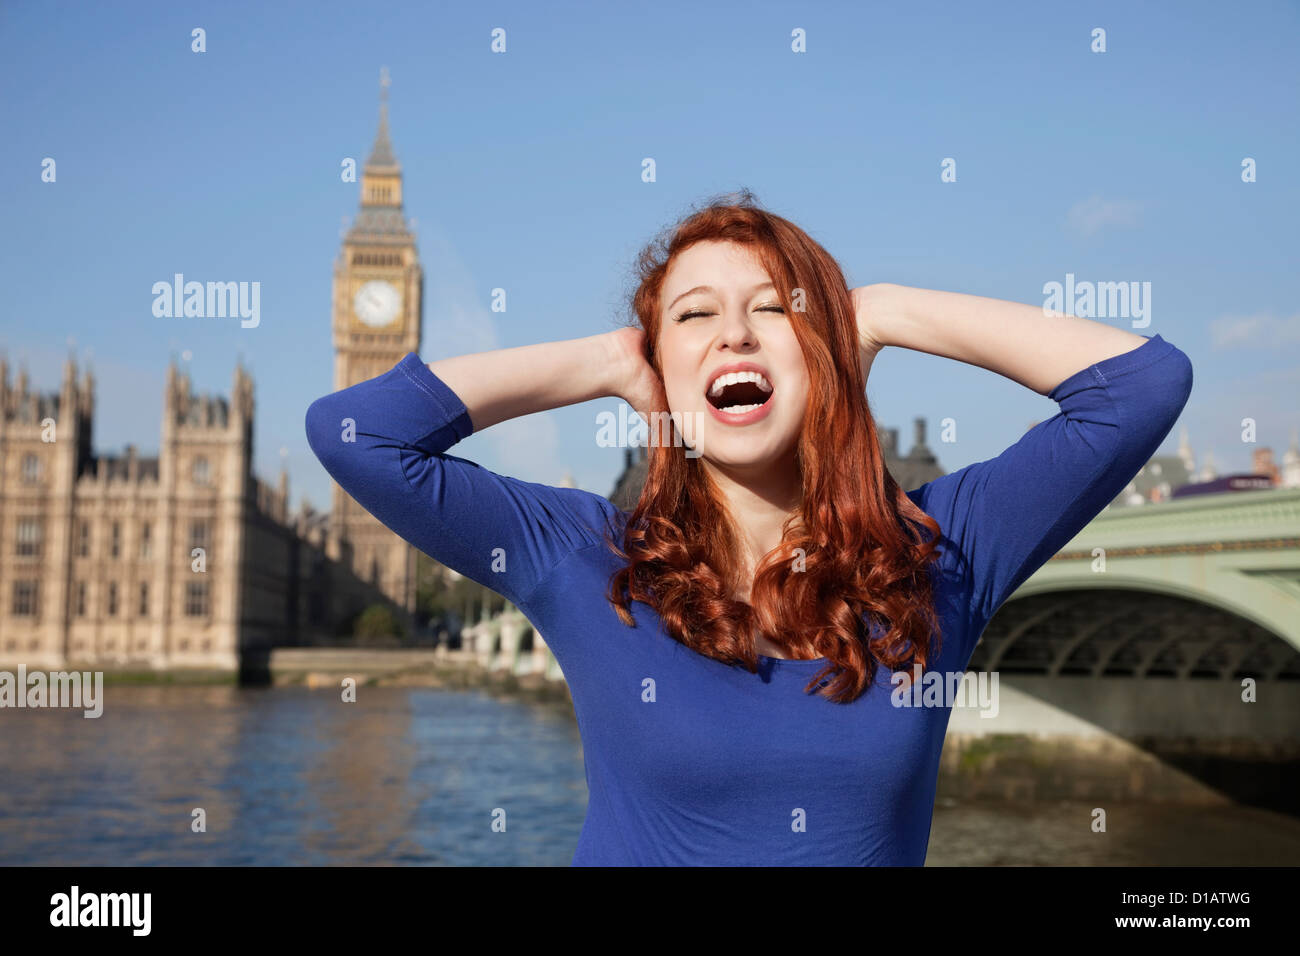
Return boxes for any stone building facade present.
[0,350,396,673]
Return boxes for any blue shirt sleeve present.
[905,333,1193,650]
[304,352,626,610]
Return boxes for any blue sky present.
[2,0,1297,513]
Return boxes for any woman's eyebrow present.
[665,281,776,311]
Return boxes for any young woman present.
[305,193,1194,865]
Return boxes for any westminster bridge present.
[464,486,1300,812]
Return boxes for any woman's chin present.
[694,439,792,472]
[662,406,799,470]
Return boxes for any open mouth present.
[706,369,774,415]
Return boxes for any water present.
[2,685,1297,865]
[0,685,586,865]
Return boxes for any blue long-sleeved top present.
[305,333,1193,865]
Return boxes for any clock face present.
[353,280,402,327]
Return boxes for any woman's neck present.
[703,449,803,590]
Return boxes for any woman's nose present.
[717,307,758,351]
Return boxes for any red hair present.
[603,190,945,702]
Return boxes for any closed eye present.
[675,305,786,323]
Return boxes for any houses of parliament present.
[0,85,432,673]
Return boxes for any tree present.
[354,603,404,647]
[416,553,507,624]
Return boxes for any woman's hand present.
[850,283,896,386]
[606,326,668,425]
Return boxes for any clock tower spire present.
[328,67,423,619]
[369,65,396,165]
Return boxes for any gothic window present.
[140,522,152,559]
[107,582,119,616]
[75,581,87,617]
[13,581,39,616]
[193,457,210,485]
[21,454,40,483]
[189,519,209,551]
[110,521,121,558]
[185,580,210,617]
[15,518,41,557]
[77,520,91,557]
[139,581,149,617]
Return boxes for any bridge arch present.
[978,587,1300,681]
[1013,572,1300,658]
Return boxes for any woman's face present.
[656,240,810,472]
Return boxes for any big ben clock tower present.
[330,68,422,615]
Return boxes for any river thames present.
[2,685,1297,866]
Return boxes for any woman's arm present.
[427,327,660,431]
[849,282,1194,665]
[853,282,1148,395]
[304,328,661,615]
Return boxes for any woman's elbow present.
[305,396,345,468]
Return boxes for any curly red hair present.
[603,190,945,702]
